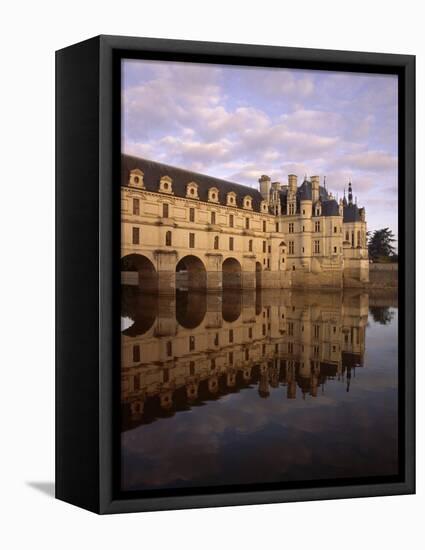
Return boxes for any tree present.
[368,228,397,262]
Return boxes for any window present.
[268,245,271,253]
[229,214,234,227]
[133,198,140,215]
[214,333,219,346]
[189,336,195,351]
[289,222,294,233]
[334,226,337,233]
[229,237,234,251]
[315,221,320,232]
[314,240,320,254]
[276,222,279,232]
[263,241,266,253]
[288,241,294,255]
[166,341,172,357]
[211,211,216,224]
[249,239,253,252]
[314,324,320,338]
[190,361,195,375]
[134,374,140,392]
[214,236,219,250]
[248,328,253,339]
[352,231,355,247]
[302,209,305,215]
[165,231,172,246]
[245,217,250,229]
[245,349,249,361]
[189,208,195,222]
[287,322,294,336]
[333,246,337,253]
[302,225,305,232]
[163,203,169,218]
[288,203,295,215]
[133,345,140,363]
[189,233,195,248]
[267,259,270,269]
[263,220,267,232]
[132,227,140,245]
[358,230,361,247]
[229,330,234,343]
[229,352,233,364]
[346,232,349,241]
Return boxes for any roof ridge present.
[123,154,260,195]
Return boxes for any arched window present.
[163,203,169,218]
[165,231,172,246]
[214,236,219,250]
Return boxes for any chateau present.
[121,154,369,293]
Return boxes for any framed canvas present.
[56,35,415,514]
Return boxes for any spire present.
[342,187,347,207]
[323,175,327,190]
[348,180,353,205]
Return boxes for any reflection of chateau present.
[121,155,368,294]
[121,289,368,431]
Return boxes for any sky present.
[122,59,398,238]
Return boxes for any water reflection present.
[121,288,398,492]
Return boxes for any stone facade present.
[121,155,369,294]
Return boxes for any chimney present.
[311,175,320,204]
[259,175,271,203]
[288,174,297,193]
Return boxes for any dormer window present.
[260,200,268,213]
[243,195,253,210]
[226,191,237,206]
[208,187,219,203]
[159,175,173,194]
[129,168,145,188]
[186,182,199,199]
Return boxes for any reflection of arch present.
[222,288,241,323]
[222,257,242,290]
[176,290,206,329]
[121,254,158,293]
[121,287,157,336]
[255,261,262,288]
[176,255,207,291]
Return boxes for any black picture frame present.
[56,35,415,514]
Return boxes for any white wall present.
[1,1,422,549]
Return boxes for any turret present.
[259,174,271,203]
[311,175,320,204]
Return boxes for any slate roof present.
[343,203,361,222]
[121,154,264,212]
[322,199,340,216]
[279,179,331,215]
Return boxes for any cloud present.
[122,59,398,236]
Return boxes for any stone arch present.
[255,261,262,288]
[121,254,158,293]
[176,254,207,291]
[222,257,242,290]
